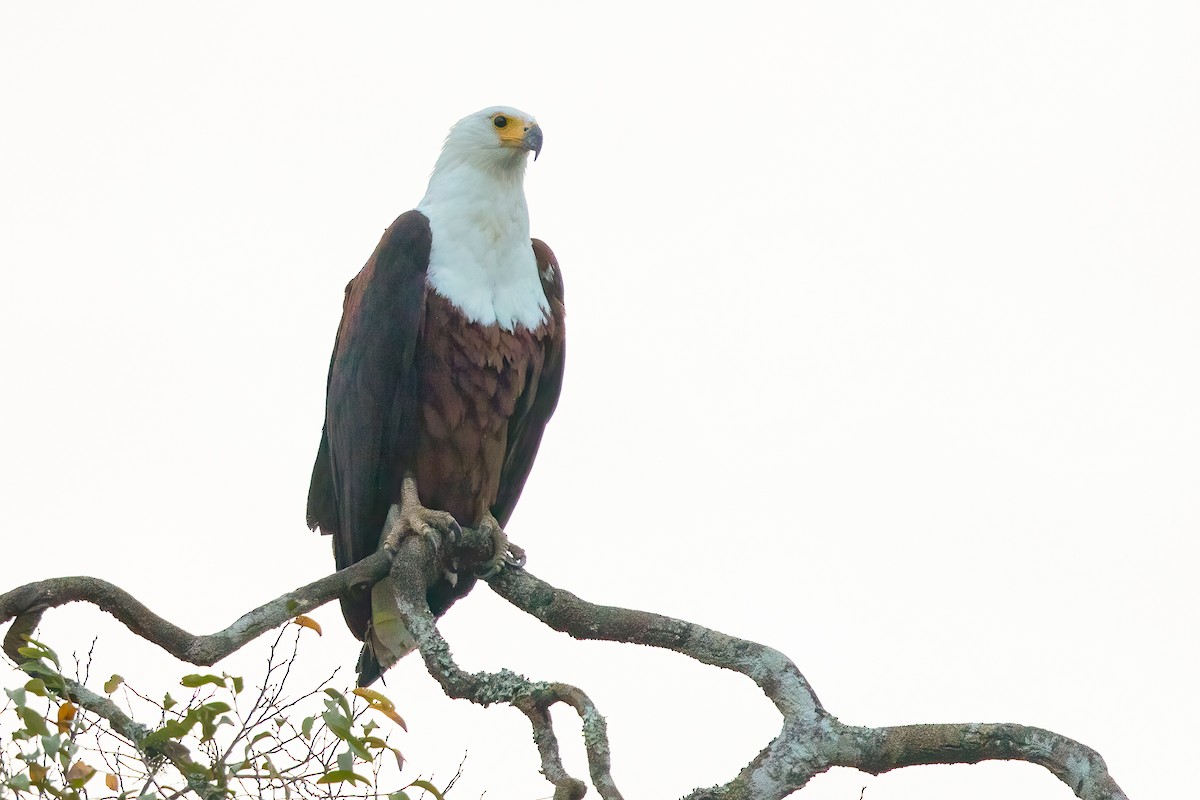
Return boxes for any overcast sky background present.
[2,3,1197,799]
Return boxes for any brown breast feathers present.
[414,290,553,525]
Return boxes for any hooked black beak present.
[523,123,543,161]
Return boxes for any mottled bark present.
[1,525,1127,800]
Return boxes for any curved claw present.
[474,515,525,577]
[449,520,462,546]
[476,562,503,580]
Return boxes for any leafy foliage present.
[1,629,452,800]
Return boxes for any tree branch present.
[1,552,391,667]
[485,567,1128,800]
[1,529,1129,800]
[376,530,622,799]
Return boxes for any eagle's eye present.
[493,115,508,129]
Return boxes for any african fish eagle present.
[306,107,565,686]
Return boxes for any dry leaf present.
[292,615,322,636]
[64,760,94,783]
[56,702,77,734]
[352,687,407,730]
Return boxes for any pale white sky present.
[1,3,1197,798]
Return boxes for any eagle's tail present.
[356,645,384,687]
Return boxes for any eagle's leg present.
[380,474,462,565]
[475,510,527,579]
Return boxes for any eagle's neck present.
[417,156,548,332]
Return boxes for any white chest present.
[418,208,548,332]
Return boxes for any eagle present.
[306,107,565,686]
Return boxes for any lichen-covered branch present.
[377,530,624,800]
[486,568,1129,800]
[0,552,392,667]
[841,723,1127,798]
[515,699,586,800]
[2,525,1129,800]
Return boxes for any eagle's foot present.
[380,477,461,565]
[475,511,527,579]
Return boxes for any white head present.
[426,106,543,181]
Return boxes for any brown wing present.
[306,210,432,640]
[491,238,566,526]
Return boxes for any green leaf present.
[6,773,31,792]
[406,780,445,800]
[18,638,60,668]
[187,703,234,743]
[18,706,50,736]
[261,756,281,779]
[180,674,225,689]
[142,717,197,749]
[321,709,352,741]
[248,731,273,747]
[301,716,315,740]
[163,693,177,711]
[58,740,74,771]
[229,675,244,694]
[41,734,62,757]
[324,688,352,718]
[316,770,370,786]
[326,719,371,761]
[18,661,62,684]
[213,715,235,740]
[350,739,372,762]
[6,687,27,707]
[104,675,124,694]
[388,793,411,800]
[23,679,47,698]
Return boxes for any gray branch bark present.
[1,527,1128,800]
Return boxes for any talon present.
[379,477,462,567]
[504,543,527,569]
[474,511,524,577]
[477,561,504,580]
